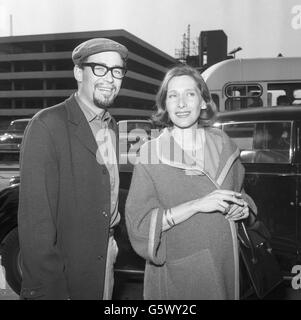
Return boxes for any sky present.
[0,0,301,59]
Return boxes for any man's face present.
[76,51,124,108]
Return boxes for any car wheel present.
[1,228,21,295]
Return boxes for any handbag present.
[237,214,283,299]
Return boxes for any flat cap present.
[72,38,128,65]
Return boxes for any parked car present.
[1,106,301,296]
[215,106,301,276]
[0,119,30,153]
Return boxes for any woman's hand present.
[224,202,249,221]
[194,190,245,214]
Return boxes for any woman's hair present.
[152,64,217,128]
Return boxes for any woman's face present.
[165,75,203,129]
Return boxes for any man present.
[277,95,292,106]
[18,38,128,300]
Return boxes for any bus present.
[201,57,301,112]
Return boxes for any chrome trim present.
[245,172,298,177]
[114,268,144,275]
[221,120,294,125]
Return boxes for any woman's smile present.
[175,111,191,117]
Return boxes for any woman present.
[125,65,256,300]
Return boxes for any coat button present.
[102,211,108,217]
[30,290,36,296]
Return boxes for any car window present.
[222,121,292,164]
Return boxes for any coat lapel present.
[204,127,240,186]
[65,94,98,156]
[75,118,98,156]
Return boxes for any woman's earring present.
[199,103,212,120]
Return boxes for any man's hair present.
[152,64,217,128]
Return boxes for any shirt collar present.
[75,92,112,124]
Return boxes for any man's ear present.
[74,65,83,82]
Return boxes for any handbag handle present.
[239,221,258,264]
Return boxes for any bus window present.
[202,57,301,112]
[225,84,263,110]
[293,89,301,106]
[225,98,244,111]
[267,88,286,106]
[268,82,301,106]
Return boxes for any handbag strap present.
[239,221,258,264]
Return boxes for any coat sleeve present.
[125,163,166,266]
[18,118,69,300]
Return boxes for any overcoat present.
[125,127,257,300]
[18,94,118,300]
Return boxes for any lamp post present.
[228,47,242,58]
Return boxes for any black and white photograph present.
[0,0,301,305]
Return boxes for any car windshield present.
[7,121,29,132]
[0,119,30,169]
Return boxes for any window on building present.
[14,79,43,90]
[45,60,74,71]
[46,78,76,90]
[0,98,12,109]
[14,60,43,72]
[0,80,12,90]
[0,62,11,72]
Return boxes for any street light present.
[228,47,242,58]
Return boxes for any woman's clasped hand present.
[193,190,249,221]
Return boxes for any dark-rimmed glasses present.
[81,63,127,79]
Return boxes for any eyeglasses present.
[81,63,127,79]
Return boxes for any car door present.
[222,120,299,273]
[295,120,301,267]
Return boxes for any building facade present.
[0,29,177,126]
